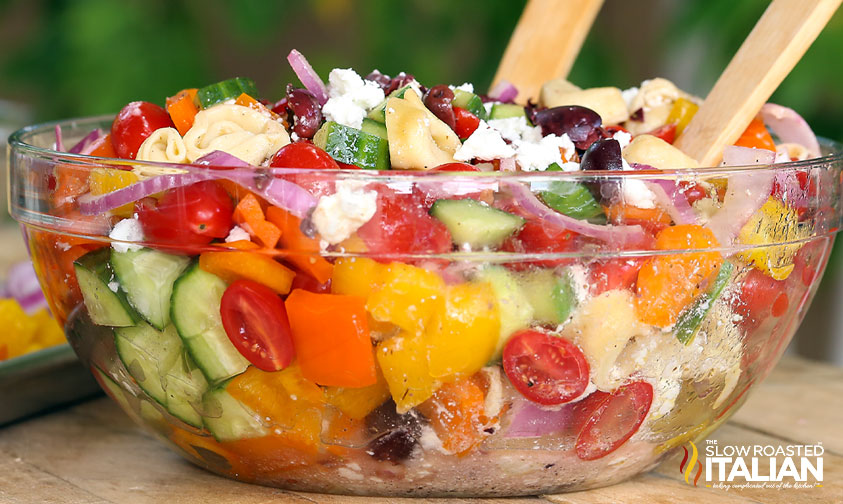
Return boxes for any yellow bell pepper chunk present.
[427,281,500,378]
[31,309,66,347]
[324,367,391,420]
[366,262,445,334]
[331,257,388,297]
[0,299,39,359]
[738,198,807,280]
[89,168,139,217]
[376,332,440,414]
[666,97,699,135]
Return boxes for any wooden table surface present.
[0,356,840,504]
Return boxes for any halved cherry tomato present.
[453,106,480,139]
[588,257,644,295]
[502,329,590,406]
[433,162,481,172]
[501,220,576,270]
[731,268,789,330]
[269,141,340,170]
[111,101,175,159]
[678,181,710,206]
[135,181,233,247]
[574,381,653,460]
[646,123,677,144]
[220,279,295,372]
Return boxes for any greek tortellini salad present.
[36,49,834,495]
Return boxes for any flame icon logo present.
[679,441,703,486]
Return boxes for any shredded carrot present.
[735,118,776,151]
[199,250,295,295]
[265,206,334,284]
[233,194,281,248]
[166,88,199,136]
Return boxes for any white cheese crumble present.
[453,82,474,93]
[612,130,632,150]
[621,179,657,209]
[224,225,251,243]
[566,264,591,304]
[453,120,515,161]
[311,180,378,244]
[109,218,144,253]
[488,116,542,144]
[514,134,576,171]
[621,86,639,109]
[322,68,385,129]
[107,281,119,293]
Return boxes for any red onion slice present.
[78,172,213,215]
[760,103,821,158]
[488,80,518,103]
[774,170,809,208]
[644,180,698,225]
[287,49,329,106]
[54,125,64,152]
[4,261,48,314]
[705,171,774,246]
[502,180,650,247]
[223,171,317,219]
[504,399,573,438]
[195,150,253,168]
[69,129,104,155]
[722,145,776,166]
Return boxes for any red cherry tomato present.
[646,123,677,144]
[502,329,590,406]
[574,381,653,460]
[220,279,295,372]
[731,268,789,330]
[433,162,481,172]
[135,181,233,247]
[501,220,576,270]
[356,187,452,259]
[269,141,340,170]
[111,101,175,159]
[588,258,644,296]
[678,181,709,206]
[453,106,480,139]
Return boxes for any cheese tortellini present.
[385,90,461,170]
[183,104,290,166]
[134,127,190,177]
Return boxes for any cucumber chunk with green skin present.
[430,199,525,249]
[202,384,268,442]
[518,268,577,325]
[367,85,411,123]
[111,248,191,330]
[115,322,208,427]
[196,77,258,109]
[170,264,249,384]
[475,266,534,359]
[361,118,388,139]
[74,248,139,327]
[313,121,390,170]
[539,180,604,220]
[452,89,487,120]
[675,261,735,345]
[489,103,528,120]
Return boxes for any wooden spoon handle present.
[675,0,841,166]
[492,0,605,103]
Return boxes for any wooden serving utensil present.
[675,0,841,166]
[492,0,605,103]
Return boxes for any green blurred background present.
[1,0,842,363]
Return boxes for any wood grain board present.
[0,356,839,503]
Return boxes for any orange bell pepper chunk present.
[233,194,281,249]
[234,93,281,120]
[199,250,294,295]
[285,289,376,388]
[265,206,334,284]
[212,239,261,251]
[735,118,776,152]
[166,88,199,136]
[88,133,117,158]
[416,375,493,455]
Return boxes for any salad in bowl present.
[7,49,841,496]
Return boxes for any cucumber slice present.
[367,84,411,123]
[430,198,524,249]
[74,248,139,327]
[538,181,604,220]
[675,261,735,345]
[452,89,487,120]
[196,77,258,109]
[170,264,250,384]
[313,121,390,170]
[202,384,268,442]
[361,118,388,139]
[111,248,191,330]
[115,322,208,427]
[518,268,576,325]
[489,103,527,120]
[475,266,534,358]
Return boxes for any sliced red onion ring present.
[644,180,697,225]
[504,399,572,438]
[195,150,253,168]
[287,49,329,106]
[705,170,774,246]
[488,80,518,103]
[69,129,104,155]
[774,170,809,208]
[722,145,776,166]
[503,180,650,247]
[4,261,48,314]
[78,172,213,215]
[54,125,64,152]
[760,103,821,158]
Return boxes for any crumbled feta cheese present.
[483,101,495,116]
[109,218,144,253]
[418,424,446,453]
[224,225,251,243]
[488,116,542,144]
[514,133,576,171]
[480,367,503,418]
[622,179,657,209]
[107,281,119,293]
[290,131,300,142]
[322,68,385,129]
[566,264,591,304]
[612,130,633,150]
[454,121,515,161]
[453,82,474,93]
[311,180,378,244]
[621,86,639,109]
[651,377,681,418]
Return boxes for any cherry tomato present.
[731,268,789,330]
[135,181,233,247]
[111,101,175,159]
[356,186,452,259]
[502,329,590,406]
[574,381,653,460]
[269,141,340,170]
[588,258,644,296]
[501,220,576,270]
[646,123,677,144]
[220,279,294,372]
[678,181,709,206]
[602,125,630,137]
[433,162,481,172]
[453,106,480,139]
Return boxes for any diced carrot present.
[234,93,280,120]
[605,203,671,226]
[416,375,492,455]
[233,194,281,248]
[199,250,295,295]
[166,88,199,136]
[735,118,776,151]
[265,206,334,284]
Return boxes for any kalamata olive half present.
[285,84,322,139]
[365,400,423,463]
[424,85,456,130]
[580,139,623,203]
[531,105,603,150]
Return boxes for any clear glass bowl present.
[8,116,843,496]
